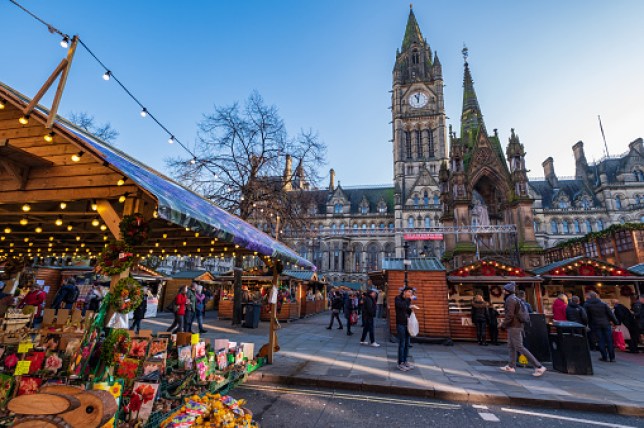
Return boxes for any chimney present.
[572,141,588,180]
[283,155,292,191]
[329,168,335,191]
[542,157,559,188]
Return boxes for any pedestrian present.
[18,283,46,328]
[584,291,620,362]
[52,279,79,310]
[487,304,500,345]
[326,291,343,330]
[85,284,104,313]
[612,299,638,354]
[184,282,197,333]
[633,295,644,343]
[130,288,148,334]
[376,289,386,319]
[552,293,568,321]
[471,293,489,346]
[565,296,588,325]
[516,290,533,313]
[344,291,356,336]
[167,286,187,333]
[360,289,380,347]
[395,286,418,371]
[499,282,546,376]
[194,285,208,333]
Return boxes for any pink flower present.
[45,354,63,372]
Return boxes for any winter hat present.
[503,282,516,293]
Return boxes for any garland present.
[120,213,151,246]
[556,222,644,249]
[111,277,143,314]
[101,329,131,364]
[97,240,134,276]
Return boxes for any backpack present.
[516,297,530,324]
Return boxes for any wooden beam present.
[23,59,68,116]
[46,37,78,129]
[96,200,122,240]
[0,158,28,190]
[0,185,138,204]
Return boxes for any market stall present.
[447,259,541,341]
[131,265,169,319]
[283,270,327,318]
[534,256,642,319]
[162,270,215,313]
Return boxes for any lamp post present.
[403,241,410,288]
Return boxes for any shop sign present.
[404,233,444,241]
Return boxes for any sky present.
[2,0,644,187]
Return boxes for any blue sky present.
[2,1,643,186]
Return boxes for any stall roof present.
[533,256,640,276]
[627,263,644,276]
[171,270,214,280]
[382,257,445,271]
[282,270,324,282]
[0,82,314,270]
[331,281,364,291]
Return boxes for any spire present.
[460,45,486,141]
[402,6,424,51]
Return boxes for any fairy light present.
[71,151,84,162]
[20,216,28,226]
[60,35,69,48]
[103,70,111,80]
[60,202,67,210]
[55,216,63,226]
[18,115,29,125]
[44,132,55,143]
[22,203,31,212]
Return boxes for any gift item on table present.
[235,347,244,365]
[240,342,254,359]
[216,350,228,370]
[178,345,192,363]
[214,339,228,352]
[130,381,159,424]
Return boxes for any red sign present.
[404,233,444,241]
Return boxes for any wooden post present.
[46,36,78,129]
[268,269,278,365]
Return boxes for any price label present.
[14,360,31,375]
[191,333,199,345]
[17,342,33,353]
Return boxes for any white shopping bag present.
[408,312,419,337]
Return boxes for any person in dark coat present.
[344,291,356,336]
[52,279,79,310]
[584,291,620,362]
[130,289,148,334]
[395,287,415,371]
[471,294,489,346]
[487,304,500,345]
[326,291,343,330]
[360,289,379,347]
[612,299,639,353]
[566,296,588,325]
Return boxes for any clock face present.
[409,91,428,109]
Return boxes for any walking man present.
[395,286,415,371]
[344,291,356,336]
[326,291,343,330]
[500,282,546,376]
[585,292,619,362]
[360,289,380,347]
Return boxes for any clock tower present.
[392,6,448,256]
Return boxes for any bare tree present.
[68,112,119,144]
[167,91,326,324]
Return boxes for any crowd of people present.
[167,283,210,334]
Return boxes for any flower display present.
[4,354,17,369]
[129,338,149,358]
[44,354,63,372]
[111,277,143,314]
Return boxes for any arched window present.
[379,223,385,229]
[636,195,641,205]
[550,220,558,234]
[619,218,626,225]
[362,224,367,230]
[334,203,343,214]
[534,221,540,233]
[416,130,422,159]
[389,222,395,230]
[573,219,581,233]
[407,217,415,229]
[353,224,358,230]
[331,223,337,230]
[413,195,419,207]
[562,221,569,234]
[423,191,429,206]
[361,205,368,214]
[405,131,412,159]
[615,196,623,210]
[371,223,376,229]
[340,223,345,231]
[597,219,604,231]
[585,219,593,233]
[581,199,590,210]
[427,129,434,157]
[412,49,419,65]
[367,243,380,271]
[433,195,440,205]
[424,216,431,229]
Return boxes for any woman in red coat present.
[19,283,47,327]
[167,286,188,333]
[552,294,568,321]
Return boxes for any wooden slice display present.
[40,385,84,396]
[12,415,72,428]
[59,389,117,428]
[7,393,80,415]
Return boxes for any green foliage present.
[555,222,644,249]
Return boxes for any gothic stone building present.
[282,8,644,282]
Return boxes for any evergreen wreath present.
[490,285,503,298]
[119,213,151,246]
[111,277,143,314]
[97,240,134,276]
[101,328,131,364]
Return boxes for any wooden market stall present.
[130,264,169,318]
[447,259,541,341]
[161,270,215,312]
[534,256,642,319]
[380,257,451,339]
[283,270,327,318]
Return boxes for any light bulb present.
[18,115,29,125]
[103,70,111,81]
[0,99,5,109]
[3,227,11,234]
[44,132,55,143]
[91,201,98,211]
[35,225,43,233]
[55,216,63,226]
[71,151,84,162]
[168,136,174,144]
[67,225,73,231]
[22,204,31,212]
[60,36,70,48]
[24,237,29,242]
[76,236,81,241]
[100,224,107,231]
[92,218,100,227]
[103,235,108,240]
[60,202,67,210]
[49,236,54,241]
[195,232,200,237]
[190,157,197,164]
[20,217,28,226]
[162,234,167,239]
[117,177,126,186]
[140,108,147,118]
[119,195,126,203]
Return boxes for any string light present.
[60,202,67,210]
[55,215,63,226]
[100,224,107,231]
[168,136,174,144]
[21,203,31,212]
[0,99,5,109]
[190,157,197,165]
[35,224,43,233]
[140,108,148,118]
[20,216,28,226]
[67,224,73,231]
[71,151,84,162]
[91,218,100,227]
[117,177,127,186]
[60,35,69,48]
[102,70,111,80]
[44,132,55,143]
[18,115,29,125]
[91,200,98,211]
[3,227,11,234]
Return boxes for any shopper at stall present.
[194,285,208,334]
[18,283,46,327]
[167,286,188,333]
[516,290,533,313]
[500,282,546,376]
[471,293,489,346]
[634,295,644,343]
[360,289,380,347]
[344,291,356,336]
[584,291,620,362]
[566,296,588,325]
[552,293,568,321]
[52,278,79,310]
[85,284,104,313]
[184,282,197,333]
[376,289,386,319]
[612,299,638,354]
[327,291,343,330]
[395,286,416,371]
[130,288,148,334]
[487,304,500,346]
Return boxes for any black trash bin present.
[243,303,261,329]
[549,321,593,375]
[523,313,551,363]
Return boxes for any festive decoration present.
[111,277,143,314]
[119,213,151,246]
[97,240,134,276]
[578,264,596,276]
[490,285,503,298]
[101,329,131,364]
